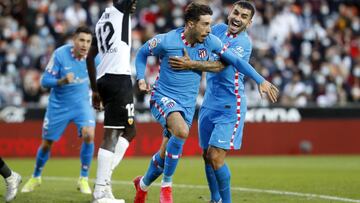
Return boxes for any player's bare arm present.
[169,48,225,72]
[86,43,103,111]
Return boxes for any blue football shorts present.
[42,103,95,141]
[198,100,247,150]
[150,92,195,138]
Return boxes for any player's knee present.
[82,127,95,143]
[41,140,53,152]
[174,128,189,139]
[206,151,224,170]
[123,126,136,142]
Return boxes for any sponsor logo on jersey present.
[198,48,207,58]
[234,46,244,57]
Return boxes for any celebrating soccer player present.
[170,2,279,202]
[21,26,98,195]
[133,2,278,203]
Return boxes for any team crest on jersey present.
[198,48,207,58]
[166,101,175,108]
[128,118,134,125]
[149,38,160,49]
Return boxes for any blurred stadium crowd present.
[0,0,359,108]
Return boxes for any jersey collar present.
[181,32,196,47]
[225,31,238,39]
[71,48,86,61]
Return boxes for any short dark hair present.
[74,26,92,35]
[184,2,213,24]
[233,1,256,18]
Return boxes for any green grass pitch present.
[1,156,359,203]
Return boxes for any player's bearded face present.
[73,33,92,58]
[193,15,212,43]
[227,5,252,34]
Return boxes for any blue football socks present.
[80,142,94,177]
[205,163,221,202]
[142,151,165,186]
[33,147,50,177]
[214,164,231,203]
[163,136,185,183]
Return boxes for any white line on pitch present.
[44,176,360,203]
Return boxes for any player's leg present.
[93,74,133,202]
[206,107,243,203]
[207,147,230,203]
[110,123,136,178]
[78,126,95,194]
[160,112,189,203]
[141,136,167,188]
[73,106,96,194]
[134,98,171,203]
[198,107,221,202]
[134,136,167,203]
[21,139,54,193]
[22,109,68,193]
[1,157,22,202]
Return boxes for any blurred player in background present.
[133,2,277,203]
[0,157,22,202]
[170,2,268,202]
[86,0,137,202]
[21,26,97,195]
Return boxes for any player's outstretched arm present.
[220,49,264,84]
[169,48,225,72]
[220,49,279,102]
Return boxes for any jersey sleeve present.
[229,40,252,62]
[40,52,61,88]
[220,49,264,84]
[135,34,165,80]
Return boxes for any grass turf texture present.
[0,156,359,203]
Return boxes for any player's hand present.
[258,80,279,103]
[92,91,103,111]
[65,72,74,83]
[169,48,193,70]
[58,73,74,86]
[138,79,151,94]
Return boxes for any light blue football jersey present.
[202,23,252,111]
[136,27,225,108]
[41,44,100,108]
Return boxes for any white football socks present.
[95,148,114,186]
[109,136,129,178]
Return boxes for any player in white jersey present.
[86,0,138,202]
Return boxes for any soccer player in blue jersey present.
[21,26,98,195]
[133,2,278,203]
[170,2,277,202]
